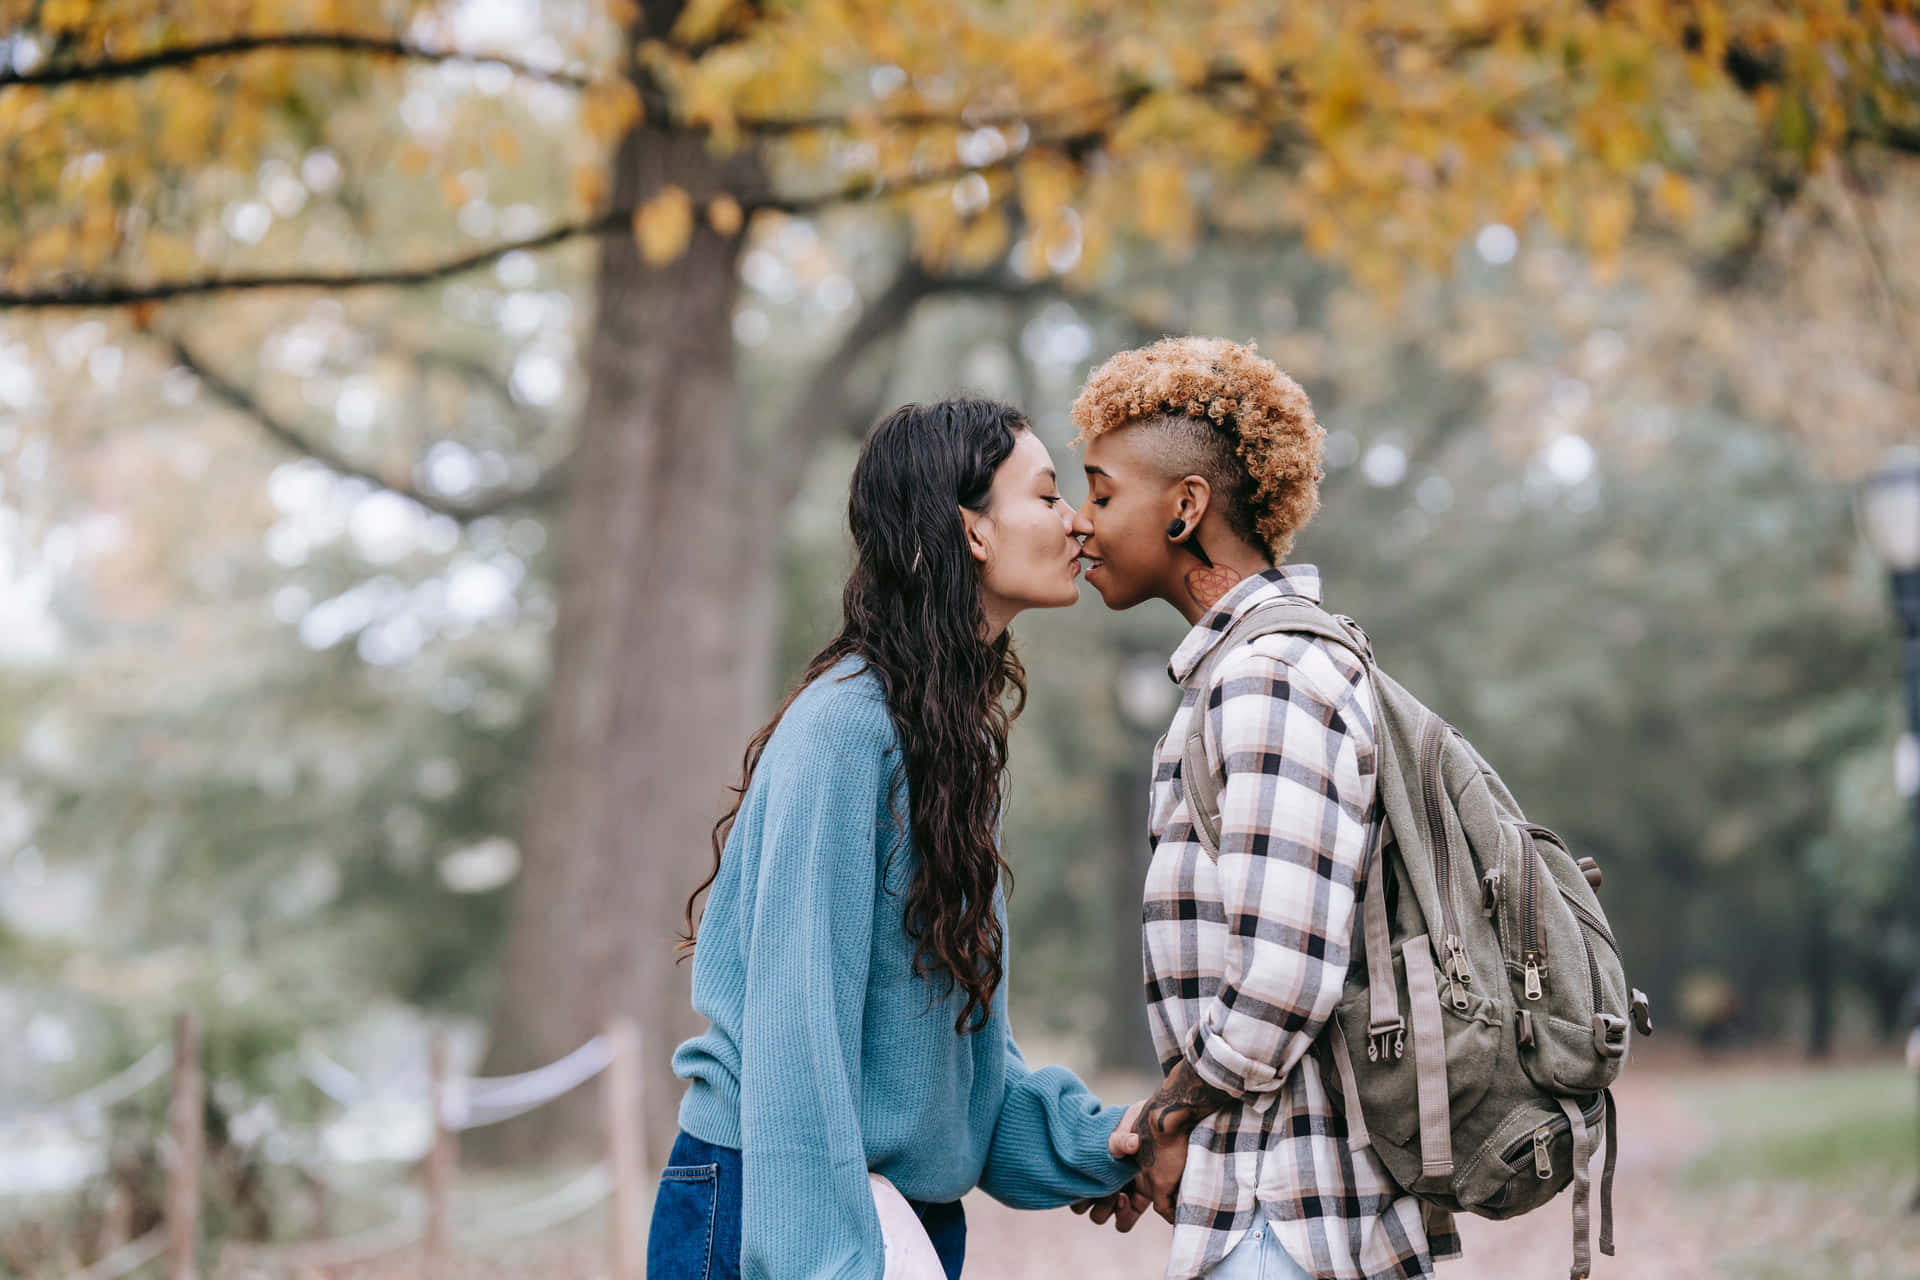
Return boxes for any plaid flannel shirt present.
[1143,565,1462,1280]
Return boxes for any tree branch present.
[0,32,598,90]
[755,258,1166,527]
[759,261,946,521]
[1836,148,1920,393]
[407,343,548,438]
[0,147,1041,310]
[0,215,622,309]
[164,333,565,520]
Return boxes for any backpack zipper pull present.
[1443,935,1473,1009]
[1533,1125,1554,1180]
[1523,959,1543,1002]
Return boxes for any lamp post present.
[1855,445,1920,1213]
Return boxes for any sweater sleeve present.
[737,696,890,1280]
[977,1027,1137,1209]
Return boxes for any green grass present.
[1670,1063,1920,1280]
[1680,1062,1918,1189]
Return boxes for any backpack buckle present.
[1366,1018,1405,1062]
[1591,1014,1628,1059]
[1629,989,1653,1037]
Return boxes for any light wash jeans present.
[1201,1209,1314,1280]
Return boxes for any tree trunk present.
[1804,888,1833,1059]
[481,95,766,1167]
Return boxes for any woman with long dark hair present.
[649,399,1141,1278]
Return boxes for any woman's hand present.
[1069,1181,1152,1232]
[1069,1102,1154,1232]
[1114,1061,1228,1224]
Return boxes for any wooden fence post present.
[426,1030,457,1277]
[605,1018,644,1280]
[165,1011,203,1280]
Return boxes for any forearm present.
[1132,1058,1231,1162]
[980,1061,1136,1207]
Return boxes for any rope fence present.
[72,1228,165,1280]
[1,1042,171,1130]
[12,1013,650,1280]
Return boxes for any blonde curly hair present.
[1070,337,1323,560]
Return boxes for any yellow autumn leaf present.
[672,0,739,45]
[1017,154,1075,224]
[1133,156,1195,246]
[707,194,744,238]
[573,164,609,210]
[1653,171,1695,223]
[582,80,643,142]
[488,129,522,167]
[1583,187,1634,262]
[634,185,695,265]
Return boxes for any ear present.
[1171,475,1212,538]
[958,505,993,565]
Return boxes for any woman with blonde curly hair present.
[1068,339,1460,1280]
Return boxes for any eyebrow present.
[1083,464,1111,478]
[1040,466,1057,484]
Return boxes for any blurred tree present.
[3,0,1917,1157]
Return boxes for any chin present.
[1088,575,1146,611]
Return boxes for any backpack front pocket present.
[1507,827,1630,1093]
[1322,936,1502,1189]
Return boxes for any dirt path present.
[961,1070,1707,1280]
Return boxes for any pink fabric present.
[868,1174,945,1280]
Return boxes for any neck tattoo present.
[1185,564,1245,610]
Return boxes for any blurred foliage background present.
[2,0,1920,1268]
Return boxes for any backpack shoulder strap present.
[1178,598,1374,858]
[1178,596,1408,1092]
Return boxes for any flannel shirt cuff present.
[1185,1017,1284,1103]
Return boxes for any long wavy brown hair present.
[681,398,1031,1033]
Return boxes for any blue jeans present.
[1203,1209,1313,1280]
[647,1131,966,1279]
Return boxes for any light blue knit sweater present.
[672,657,1135,1278]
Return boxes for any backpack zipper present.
[1561,890,1619,955]
[1420,717,1471,1008]
[1560,887,1619,1011]
[1500,1094,1606,1171]
[1521,838,1543,1001]
[1518,825,1563,1002]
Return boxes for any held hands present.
[1077,1060,1232,1232]
[1069,1101,1153,1232]
[1070,1098,1190,1230]
[1115,1097,1190,1222]
[1068,1182,1151,1232]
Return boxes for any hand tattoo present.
[1142,1059,1234,1142]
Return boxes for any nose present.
[1056,497,1078,530]
[1069,504,1093,537]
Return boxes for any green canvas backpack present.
[1179,597,1652,1280]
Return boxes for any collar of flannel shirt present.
[1166,563,1323,684]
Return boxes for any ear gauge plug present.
[1165,518,1187,539]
